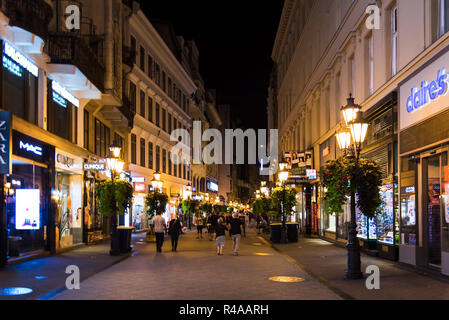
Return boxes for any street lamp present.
[335,95,369,280]
[278,162,289,244]
[106,141,124,256]
[152,171,163,193]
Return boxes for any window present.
[148,142,153,169]
[154,63,161,86]
[162,108,166,132]
[183,164,186,180]
[156,103,160,127]
[129,82,136,114]
[84,110,89,150]
[168,151,172,175]
[140,138,146,167]
[439,0,449,38]
[368,35,374,95]
[114,133,124,159]
[168,114,172,133]
[148,55,153,79]
[156,146,161,172]
[140,46,145,72]
[131,134,137,164]
[178,161,182,178]
[168,78,172,98]
[162,149,167,173]
[391,6,398,76]
[148,97,153,122]
[130,36,136,64]
[349,56,356,97]
[173,155,178,176]
[94,119,110,157]
[162,71,166,92]
[140,90,145,118]
[187,163,190,181]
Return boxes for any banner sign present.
[0,111,11,174]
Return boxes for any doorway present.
[422,151,448,269]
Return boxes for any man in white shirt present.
[151,213,166,253]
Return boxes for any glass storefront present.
[6,161,47,255]
[132,193,146,232]
[377,184,399,245]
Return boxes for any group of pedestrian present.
[214,212,244,256]
[150,212,183,253]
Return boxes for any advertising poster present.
[15,189,40,230]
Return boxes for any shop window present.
[131,134,137,165]
[140,138,145,167]
[400,157,418,245]
[148,142,153,169]
[377,184,399,245]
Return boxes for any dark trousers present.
[155,232,165,252]
[171,234,179,251]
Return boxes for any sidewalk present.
[0,235,141,300]
[261,233,449,300]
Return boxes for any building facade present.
[271,0,449,275]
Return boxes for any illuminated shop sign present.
[134,182,146,193]
[52,81,79,108]
[19,141,42,156]
[3,55,22,77]
[3,42,38,77]
[84,163,105,171]
[0,111,11,175]
[207,181,218,192]
[306,169,317,180]
[406,68,449,113]
[132,177,145,183]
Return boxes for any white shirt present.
[152,215,166,233]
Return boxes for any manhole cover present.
[269,276,305,283]
[0,287,33,296]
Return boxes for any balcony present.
[0,0,53,42]
[45,32,105,95]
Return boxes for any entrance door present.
[422,151,448,268]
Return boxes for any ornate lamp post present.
[106,141,124,256]
[278,162,290,244]
[336,95,369,280]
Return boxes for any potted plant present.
[96,179,134,254]
[145,192,169,242]
[270,187,298,243]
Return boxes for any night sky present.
[138,0,284,130]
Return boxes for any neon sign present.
[52,81,79,108]
[3,55,22,77]
[19,141,43,156]
[52,91,67,108]
[406,68,449,113]
[3,42,38,77]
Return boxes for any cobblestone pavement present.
[52,228,341,300]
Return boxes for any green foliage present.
[182,199,198,216]
[271,187,297,218]
[145,192,169,222]
[321,156,383,218]
[253,197,272,215]
[200,202,213,214]
[96,179,134,217]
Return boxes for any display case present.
[356,194,377,250]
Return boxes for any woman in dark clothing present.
[168,216,183,252]
[214,218,228,255]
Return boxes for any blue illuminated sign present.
[406,68,449,113]
[3,42,38,77]
[3,55,22,77]
[52,91,67,108]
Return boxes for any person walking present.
[229,212,244,256]
[196,214,205,239]
[168,215,183,252]
[214,218,228,255]
[207,213,218,241]
[151,212,166,253]
[239,212,247,238]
